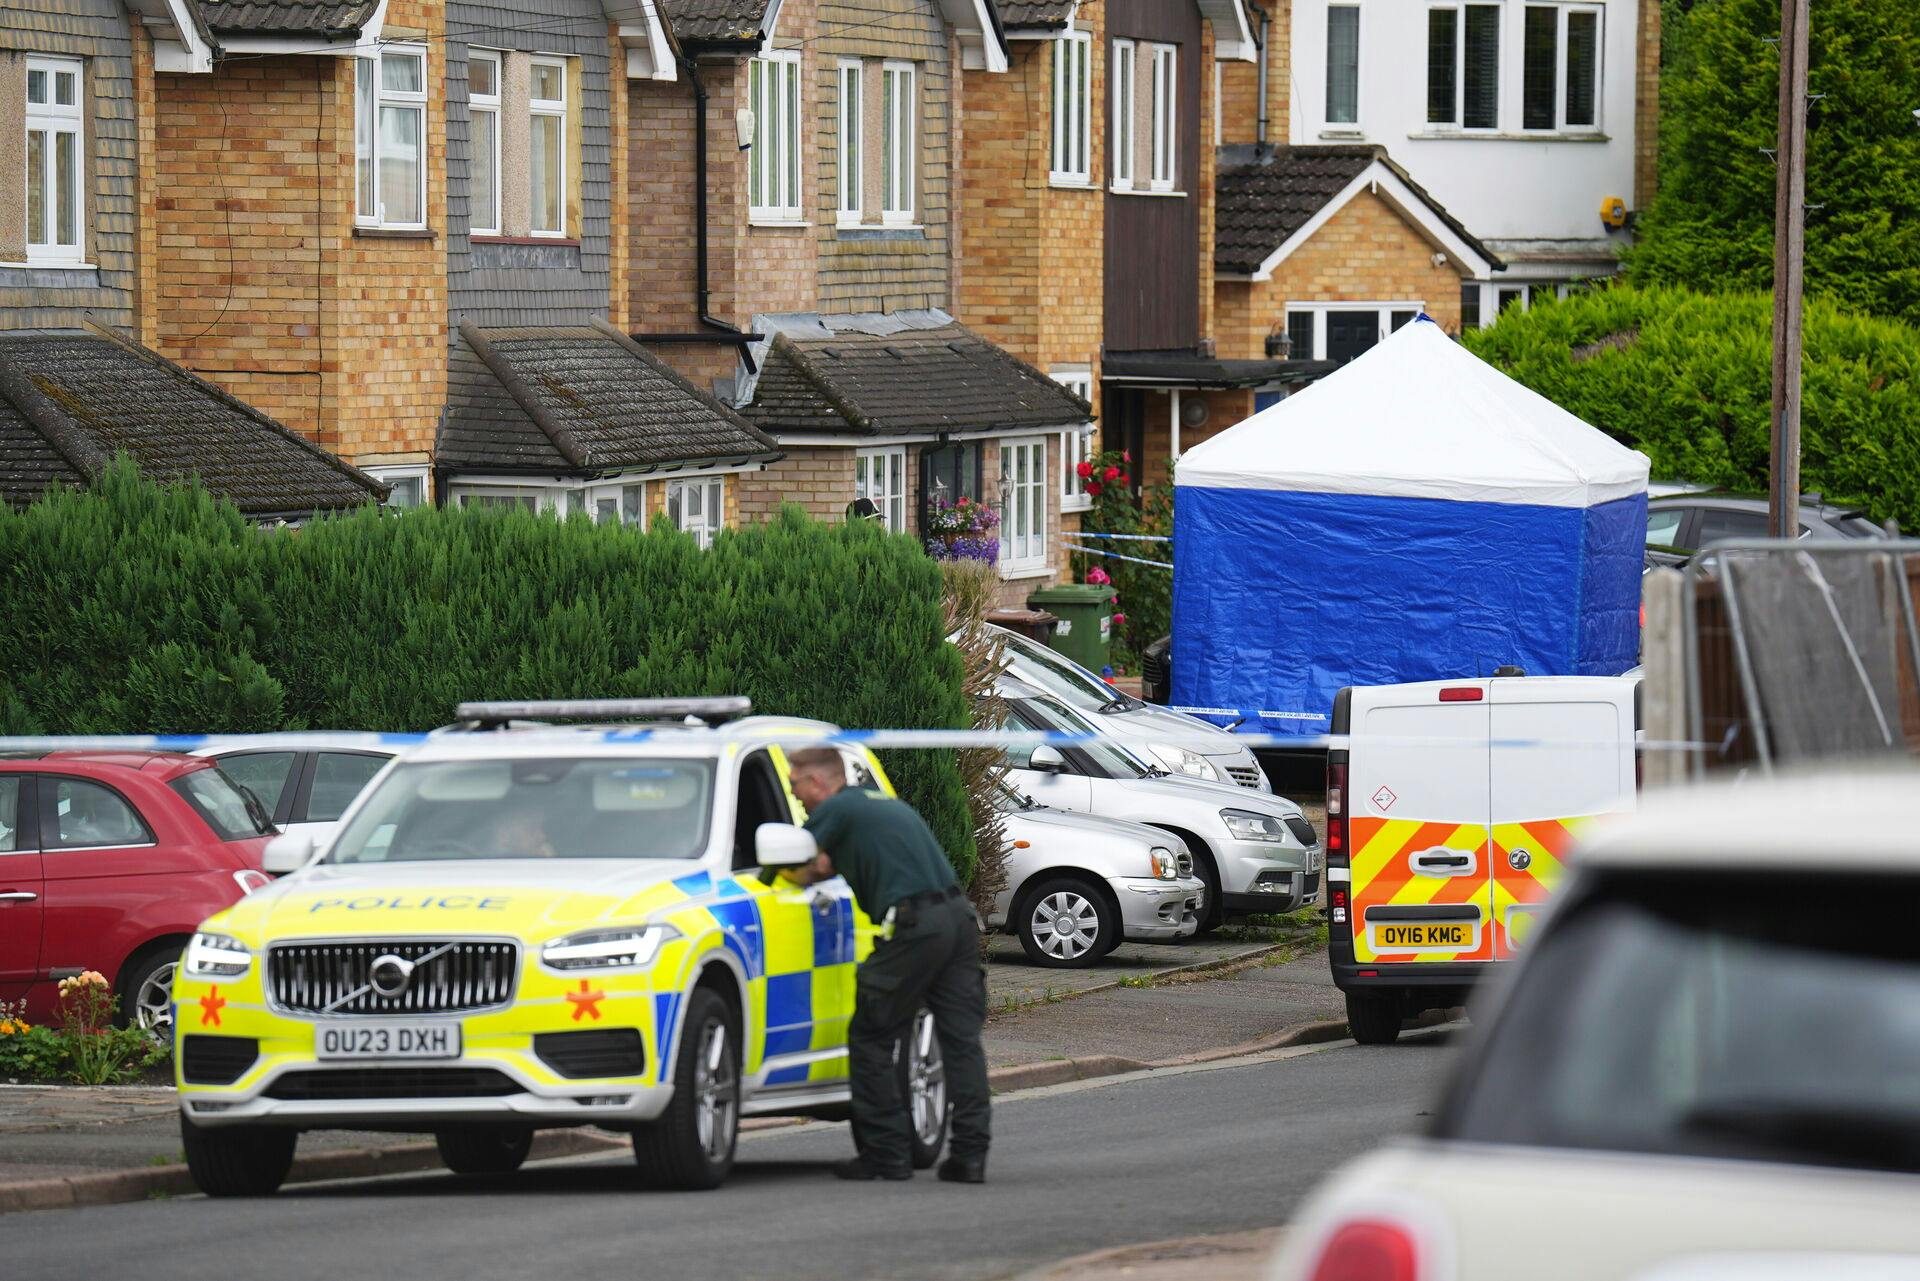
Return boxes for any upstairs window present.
[881,61,916,224]
[1325,6,1360,126]
[1148,43,1177,191]
[837,59,862,222]
[1050,30,1092,184]
[1523,4,1601,132]
[1427,4,1501,129]
[356,45,427,229]
[529,58,568,235]
[24,57,84,264]
[467,51,501,236]
[1110,39,1136,191]
[749,50,802,222]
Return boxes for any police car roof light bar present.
[452,698,754,729]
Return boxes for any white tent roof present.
[1178,318,1649,508]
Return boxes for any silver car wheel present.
[1032,891,1102,961]
[693,1019,738,1164]
[906,1009,946,1147]
[134,960,177,1044]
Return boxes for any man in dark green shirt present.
[783,747,991,1184]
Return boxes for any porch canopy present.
[1170,317,1649,735]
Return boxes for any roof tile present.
[996,1,1076,30]
[193,2,381,37]
[660,0,771,43]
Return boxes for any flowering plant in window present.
[925,496,1001,563]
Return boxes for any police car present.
[173,700,948,1196]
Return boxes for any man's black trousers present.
[846,893,991,1171]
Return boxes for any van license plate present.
[1373,922,1474,949]
[316,1022,461,1060]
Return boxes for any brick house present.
[634,0,1091,604]
[0,1,380,516]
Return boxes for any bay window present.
[467,51,501,236]
[855,448,907,532]
[529,58,567,235]
[881,62,916,224]
[24,57,84,264]
[356,45,427,229]
[999,438,1048,573]
[1426,4,1500,130]
[748,51,802,222]
[1051,30,1091,185]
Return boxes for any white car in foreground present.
[191,741,394,843]
[1271,769,1920,1280]
[990,782,1206,966]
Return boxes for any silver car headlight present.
[1149,846,1180,880]
[541,925,680,971]
[184,932,252,980]
[1151,743,1220,782]
[1221,809,1287,843]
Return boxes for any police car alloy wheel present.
[632,988,739,1191]
[899,1008,949,1169]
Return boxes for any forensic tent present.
[1170,317,1649,736]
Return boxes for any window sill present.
[1318,128,1365,141]
[1409,129,1611,143]
[470,234,581,246]
[999,563,1055,581]
[0,259,98,272]
[1061,496,1093,514]
[1110,186,1188,198]
[749,217,811,230]
[354,226,437,240]
[1049,176,1095,190]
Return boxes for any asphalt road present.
[7,1033,1457,1281]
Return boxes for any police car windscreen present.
[326,758,716,863]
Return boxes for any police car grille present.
[1227,765,1265,790]
[267,941,519,1015]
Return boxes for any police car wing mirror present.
[755,823,819,869]
[1027,745,1067,774]
[261,831,316,876]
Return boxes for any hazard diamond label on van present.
[1371,785,1396,811]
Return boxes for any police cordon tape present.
[0,727,1714,754]
[1059,539,1173,571]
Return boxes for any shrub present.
[0,466,978,879]
[1464,284,1920,530]
[1073,450,1173,666]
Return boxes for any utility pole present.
[1769,0,1811,537]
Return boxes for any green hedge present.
[0,464,978,879]
[1463,284,1920,531]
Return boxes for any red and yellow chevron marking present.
[1489,814,1602,957]
[1349,816,1493,964]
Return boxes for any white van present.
[1324,674,1638,1043]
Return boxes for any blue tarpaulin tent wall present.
[1170,318,1649,735]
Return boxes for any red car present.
[0,752,275,1037]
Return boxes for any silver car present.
[190,741,393,844]
[983,625,1273,793]
[989,782,1207,967]
[995,678,1322,931]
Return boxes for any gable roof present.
[660,0,776,44]
[0,325,383,518]
[1215,144,1500,279]
[996,0,1076,31]
[743,314,1091,438]
[438,320,781,475]
[192,1,380,37]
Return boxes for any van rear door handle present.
[0,891,36,902]
[1409,847,1477,877]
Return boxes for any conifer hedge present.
[0,464,978,879]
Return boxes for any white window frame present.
[667,477,726,548]
[1051,371,1095,513]
[998,437,1049,574]
[1110,39,1136,192]
[363,464,430,510]
[837,59,863,224]
[450,485,554,514]
[24,56,85,266]
[1425,3,1504,132]
[1148,43,1177,193]
[1050,29,1092,186]
[1282,302,1426,360]
[528,57,569,237]
[1521,3,1603,134]
[854,447,907,532]
[748,49,803,224]
[467,50,502,236]
[356,43,428,230]
[585,480,648,527]
[1324,4,1361,128]
[881,60,916,226]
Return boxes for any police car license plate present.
[316,1022,461,1061]
[1373,922,1474,950]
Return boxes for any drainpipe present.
[1253,3,1271,148]
[1170,389,1183,463]
[681,53,741,336]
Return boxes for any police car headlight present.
[542,926,679,971]
[1221,809,1286,843]
[184,932,252,980]
[1151,744,1220,782]
[1149,846,1180,880]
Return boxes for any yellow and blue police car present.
[173,700,949,1195]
